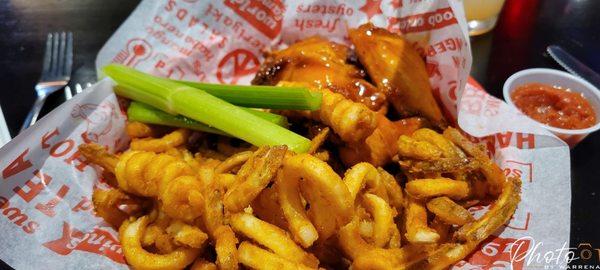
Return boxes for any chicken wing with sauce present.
[349,23,446,127]
[252,36,386,111]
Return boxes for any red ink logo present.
[111,38,152,67]
[390,0,402,9]
[43,222,125,264]
[359,0,383,20]
[425,60,441,78]
[224,0,284,39]
[152,53,186,80]
[388,7,457,34]
[216,49,260,84]
[71,102,117,143]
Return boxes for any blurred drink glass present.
[463,0,506,36]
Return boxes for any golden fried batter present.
[253,36,386,111]
[349,23,446,127]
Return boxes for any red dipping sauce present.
[511,83,597,130]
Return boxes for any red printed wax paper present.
[0,1,570,269]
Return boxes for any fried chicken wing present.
[252,36,386,111]
[252,26,444,166]
[349,23,446,127]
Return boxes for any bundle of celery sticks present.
[104,64,322,153]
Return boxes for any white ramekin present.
[503,68,600,147]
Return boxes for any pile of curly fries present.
[81,23,521,270]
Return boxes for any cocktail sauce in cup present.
[503,68,600,147]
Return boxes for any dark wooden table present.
[1,0,599,268]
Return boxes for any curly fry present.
[455,177,521,242]
[405,178,470,200]
[312,151,330,162]
[412,128,462,159]
[430,217,452,243]
[126,121,159,139]
[196,169,239,270]
[426,197,474,225]
[443,127,505,195]
[130,128,190,153]
[343,163,388,203]
[119,216,200,270]
[214,225,239,270]
[278,82,377,143]
[92,188,140,229]
[120,151,156,194]
[155,230,179,254]
[197,169,224,234]
[339,115,428,167]
[166,147,203,171]
[191,258,217,270]
[277,154,354,247]
[224,146,287,212]
[358,219,374,240]
[362,194,395,248]
[342,164,402,249]
[142,208,177,254]
[142,224,176,254]
[421,178,520,270]
[388,223,402,249]
[215,173,236,190]
[397,135,443,160]
[307,127,330,154]
[378,168,404,209]
[337,217,376,260]
[399,158,479,174]
[251,186,288,229]
[238,241,314,270]
[146,206,172,229]
[404,197,439,244]
[114,150,193,197]
[79,143,118,174]
[351,244,427,270]
[314,88,376,143]
[214,151,253,174]
[127,121,153,138]
[159,175,204,222]
[231,213,319,268]
[339,164,398,250]
[275,170,317,248]
[166,220,209,248]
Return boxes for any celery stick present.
[105,64,311,153]
[107,65,322,110]
[128,102,228,136]
[127,102,287,135]
[119,85,288,127]
[177,80,322,110]
[244,108,288,127]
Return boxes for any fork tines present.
[19,31,73,133]
[41,32,73,82]
[64,82,94,100]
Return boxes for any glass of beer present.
[463,0,506,36]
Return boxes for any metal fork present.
[64,82,93,100]
[20,32,73,132]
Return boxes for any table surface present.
[1,0,599,268]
